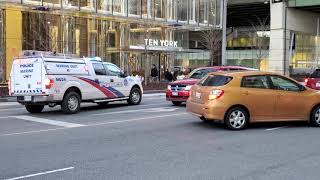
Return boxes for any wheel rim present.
[315,109,320,124]
[68,96,79,111]
[229,110,246,129]
[131,91,140,104]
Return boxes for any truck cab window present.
[93,63,107,75]
[105,64,121,76]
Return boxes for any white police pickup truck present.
[9,51,143,114]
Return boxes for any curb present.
[144,90,165,94]
[0,97,17,102]
[143,93,165,97]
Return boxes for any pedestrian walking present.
[151,64,158,82]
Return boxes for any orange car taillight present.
[304,78,308,84]
[44,78,54,89]
[208,90,224,100]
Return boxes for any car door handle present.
[95,79,99,84]
[242,91,249,95]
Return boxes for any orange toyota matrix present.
[186,71,320,130]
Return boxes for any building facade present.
[0,0,222,83]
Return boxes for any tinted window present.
[104,64,121,76]
[189,69,216,79]
[242,76,269,89]
[200,75,232,86]
[93,63,107,75]
[310,69,320,78]
[270,76,300,91]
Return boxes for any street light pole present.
[221,0,227,65]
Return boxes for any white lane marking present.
[0,116,10,119]
[266,126,288,131]
[0,102,19,106]
[143,93,165,97]
[4,167,74,180]
[12,116,85,128]
[0,108,25,112]
[0,113,188,137]
[90,113,187,126]
[90,107,178,116]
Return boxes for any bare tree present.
[200,29,223,66]
[248,16,270,69]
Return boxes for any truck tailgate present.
[11,59,45,95]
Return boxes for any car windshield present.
[188,68,217,79]
[310,69,320,78]
[200,75,233,86]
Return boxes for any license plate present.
[195,92,202,99]
[316,82,320,87]
[172,91,178,96]
[24,96,32,101]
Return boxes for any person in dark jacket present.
[164,69,173,82]
[151,64,158,82]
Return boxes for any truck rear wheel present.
[61,92,81,114]
[127,87,142,105]
[25,105,44,114]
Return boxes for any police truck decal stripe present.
[76,77,117,98]
[105,86,125,98]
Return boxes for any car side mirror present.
[119,71,127,78]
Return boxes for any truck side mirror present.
[120,71,127,78]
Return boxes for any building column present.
[269,2,290,75]
[5,8,22,80]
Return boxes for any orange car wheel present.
[225,107,249,130]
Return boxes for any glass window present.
[201,75,233,86]
[93,63,107,75]
[310,69,320,78]
[189,0,196,24]
[154,0,165,19]
[97,0,113,13]
[43,0,61,9]
[198,0,208,24]
[0,10,4,82]
[62,0,79,9]
[113,0,125,15]
[270,76,300,91]
[80,0,96,12]
[105,64,121,76]
[128,0,141,16]
[208,0,216,26]
[23,0,42,6]
[189,68,216,79]
[242,76,269,89]
[167,0,177,21]
[177,0,188,22]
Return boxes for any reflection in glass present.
[0,10,4,82]
[23,0,42,5]
[199,0,208,25]
[154,0,165,19]
[80,0,96,12]
[189,0,196,24]
[167,0,177,21]
[62,0,79,9]
[113,0,125,16]
[43,0,61,8]
[208,0,216,25]
[97,0,112,13]
[177,0,187,22]
[128,0,141,16]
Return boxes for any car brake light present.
[304,78,308,83]
[208,90,224,100]
[167,85,171,90]
[44,78,54,89]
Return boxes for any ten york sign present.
[144,39,178,47]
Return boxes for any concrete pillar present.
[269,2,290,75]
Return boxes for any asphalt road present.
[0,94,319,180]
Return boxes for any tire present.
[172,101,182,106]
[61,92,81,114]
[25,105,44,114]
[127,87,142,105]
[310,106,320,127]
[224,107,249,130]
